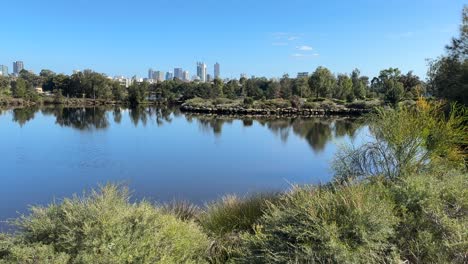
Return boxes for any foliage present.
[199,193,280,263]
[237,182,399,263]
[428,6,468,105]
[334,98,466,182]
[2,184,209,264]
[309,66,336,98]
[391,170,468,263]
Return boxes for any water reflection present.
[3,106,365,153]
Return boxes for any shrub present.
[4,184,209,264]
[162,200,200,221]
[199,193,280,263]
[238,183,399,263]
[391,170,468,263]
[334,98,466,182]
[243,97,254,106]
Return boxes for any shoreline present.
[1,97,376,117]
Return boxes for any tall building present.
[166,72,173,81]
[174,68,183,80]
[206,74,213,82]
[13,61,24,75]
[214,62,220,79]
[148,68,154,80]
[0,65,8,76]
[297,72,309,78]
[154,71,165,82]
[183,71,190,81]
[196,62,207,82]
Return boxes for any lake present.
[0,106,368,229]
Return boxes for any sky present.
[1,0,466,79]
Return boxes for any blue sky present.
[1,0,465,79]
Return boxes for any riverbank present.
[181,97,381,116]
[2,95,391,117]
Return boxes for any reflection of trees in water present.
[12,107,39,127]
[129,107,173,127]
[262,119,292,143]
[291,119,332,152]
[57,107,110,130]
[196,116,234,136]
[9,106,364,151]
[333,118,363,139]
[113,107,122,124]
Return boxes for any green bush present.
[391,170,468,263]
[243,97,254,106]
[3,184,209,264]
[254,99,291,109]
[334,99,466,182]
[237,183,399,263]
[199,193,280,263]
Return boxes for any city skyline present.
[1,0,465,80]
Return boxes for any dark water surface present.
[0,106,368,228]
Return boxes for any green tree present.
[212,78,224,98]
[128,82,149,105]
[427,6,468,104]
[293,77,310,98]
[308,67,336,98]
[280,74,292,99]
[334,74,353,100]
[351,69,367,99]
[266,81,281,99]
[11,78,28,98]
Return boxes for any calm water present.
[0,106,367,228]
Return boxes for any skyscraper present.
[0,65,8,76]
[206,74,213,82]
[174,68,183,80]
[13,61,24,75]
[196,62,207,82]
[166,72,173,81]
[148,68,154,80]
[214,62,220,79]
[154,71,165,82]
[183,71,190,82]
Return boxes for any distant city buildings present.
[154,71,165,82]
[196,62,207,82]
[174,68,183,80]
[13,61,24,75]
[297,72,309,78]
[0,65,8,76]
[166,72,173,80]
[148,68,154,79]
[206,74,213,82]
[240,73,248,79]
[183,70,190,81]
[113,76,131,87]
[214,62,220,79]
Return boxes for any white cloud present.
[296,45,313,51]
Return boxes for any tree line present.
[0,67,425,105]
